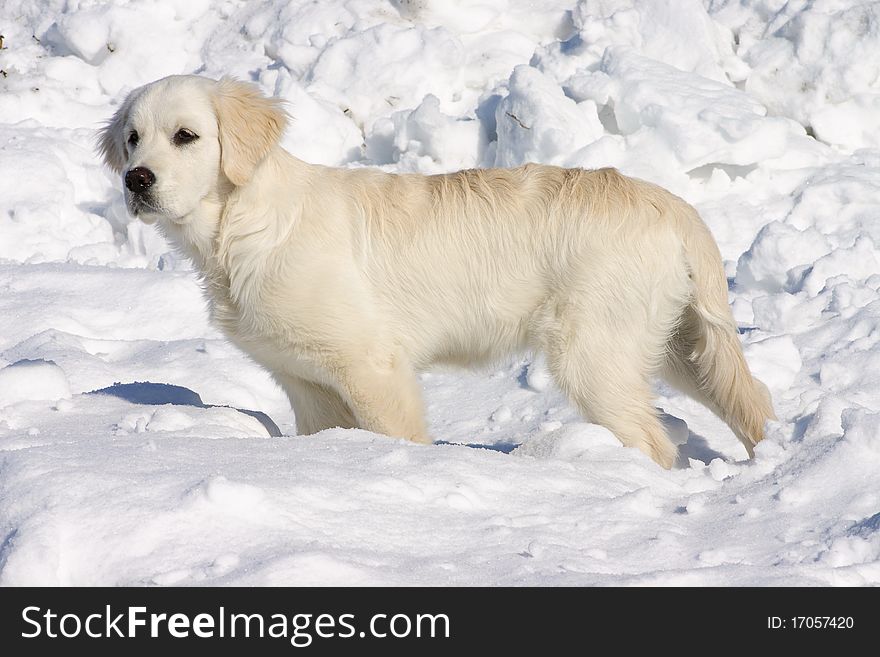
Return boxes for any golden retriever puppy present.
[98,75,774,468]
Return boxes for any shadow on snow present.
[87,381,282,437]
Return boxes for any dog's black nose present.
[125,167,155,193]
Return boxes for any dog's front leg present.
[277,375,358,435]
[332,351,431,445]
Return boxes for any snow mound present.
[494,65,603,167]
[727,1,880,149]
[0,359,71,407]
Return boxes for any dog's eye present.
[173,129,199,146]
[127,131,139,147]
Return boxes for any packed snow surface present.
[1,0,879,585]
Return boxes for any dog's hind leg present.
[532,251,691,469]
[541,309,678,468]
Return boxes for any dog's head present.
[98,75,287,225]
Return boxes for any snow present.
[1,0,879,585]
[0,360,70,407]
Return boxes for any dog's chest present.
[202,269,332,384]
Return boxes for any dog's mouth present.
[127,194,194,226]
[128,193,157,214]
[127,192,165,222]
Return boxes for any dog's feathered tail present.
[665,202,776,457]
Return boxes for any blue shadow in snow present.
[434,439,520,454]
[676,432,727,468]
[439,433,724,465]
[848,512,880,538]
[516,365,532,390]
[88,381,282,437]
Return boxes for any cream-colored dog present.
[99,75,774,468]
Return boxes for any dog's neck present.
[159,147,304,270]
[156,195,225,272]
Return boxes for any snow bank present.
[713,0,880,149]
[0,360,70,407]
[494,64,604,167]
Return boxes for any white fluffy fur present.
[99,75,775,468]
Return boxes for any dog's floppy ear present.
[213,78,288,187]
[98,89,138,174]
